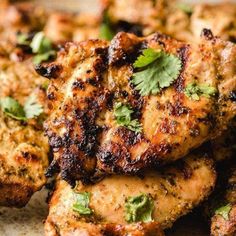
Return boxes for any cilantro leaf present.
[73,192,93,215]
[30,32,52,54]
[0,97,26,121]
[134,48,161,68]
[215,204,232,220]
[114,102,142,133]
[185,83,217,101]
[177,3,193,14]
[125,194,154,223]
[132,49,182,96]
[33,50,56,65]
[16,33,31,46]
[99,23,114,40]
[29,32,56,64]
[99,11,114,40]
[24,95,43,119]
[0,95,43,121]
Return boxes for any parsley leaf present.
[114,102,142,133]
[177,3,193,14]
[24,95,43,119]
[215,204,232,220]
[0,97,26,121]
[125,194,154,223]
[132,48,182,96]
[0,95,43,121]
[185,83,217,101]
[73,192,93,215]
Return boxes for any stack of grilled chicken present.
[0,0,235,235]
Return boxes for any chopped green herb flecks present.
[215,204,232,220]
[114,102,142,133]
[125,193,154,223]
[184,83,217,101]
[132,48,182,96]
[73,192,93,215]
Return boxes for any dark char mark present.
[35,64,62,79]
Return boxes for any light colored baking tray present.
[0,0,235,235]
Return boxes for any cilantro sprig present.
[0,95,43,121]
[215,204,232,220]
[132,48,182,96]
[114,102,142,133]
[184,83,217,100]
[125,194,154,223]
[73,192,93,215]
[17,32,56,64]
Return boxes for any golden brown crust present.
[41,31,236,184]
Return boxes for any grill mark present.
[175,45,190,92]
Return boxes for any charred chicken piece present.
[41,30,236,185]
[45,152,215,236]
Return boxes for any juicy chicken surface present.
[41,31,236,184]
[0,51,49,207]
[45,152,215,236]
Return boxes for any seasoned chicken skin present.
[0,53,49,207]
[40,30,236,184]
[45,152,215,236]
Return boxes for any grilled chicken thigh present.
[40,30,236,184]
[45,151,215,236]
[191,3,236,43]
[0,0,47,42]
[101,0,236,43]
[0,47,49,207]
